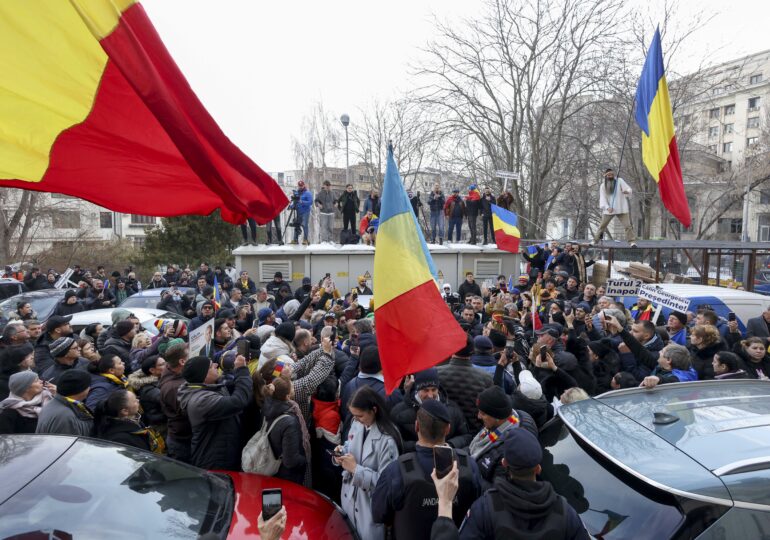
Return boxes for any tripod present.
[282,204,300,244]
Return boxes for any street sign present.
[495,170,520,181]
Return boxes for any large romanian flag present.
[634,28,691,228]
[491,204,521,253]
[374,146,466,393]
[0,1,287,225]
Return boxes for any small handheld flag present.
[490,204,521,254]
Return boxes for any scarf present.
[65,396,94,418]
[102,373,128,387]
[288,399,313,487]
[469,412,520,459]
[312,398,341,444]
[1,389,53,418]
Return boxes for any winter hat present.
[473,335,494,351]
[275,322,296,342]
[217,308,236,320]
[510,288,520,295]
[455,334,474,359]
[115,320,135,338]
[257,308,274,324]
[535,324,559,339]
[243,334,261,355]
[420,399,451,424]
[282,299,301,318]
[57,370,91,396]
[588,340,611,358]
[671,311,688,326]
[518,370,543,400]
[9,370,38,397]
[49,337,76,358]
[324,312,337,320]
[297,180,306,188]
[575,302,592,313]
[518,274,529,282]
[183,355,212,384]
[274,271,283,279]
[158,338,184,356]
[302,277,311,285]
[476,386,512,419]
[6,343,34,366]
[488,330,507,350]
[64,289,77,300]
[45,315,72,333]
[201,300,216,311]
[111,308,132,325]
[503,427,542,470]
[413,368,440,391]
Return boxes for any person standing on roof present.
[592,168,637,247]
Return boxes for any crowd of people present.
[1,243,770,539]
[239,179,518,248]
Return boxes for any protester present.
[0,371,54,434]
[41,337,88,385]
[593,167,636,246]
[688,325,725,380]
[292,180,313,245]
[94,389,163,453]
[438,335,493,433]
[428,183,446,244]
[444,188,465,242]
[712,351,749,380]
[316,180,336,243]
[465,185,481,245]
[0,343,35,400]
[36,369,93,436]
[337,184,361,237]
[85,354,127,410]
[335,386,401,540]
[734,337,770,379]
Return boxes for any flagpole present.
[615,95,637,181]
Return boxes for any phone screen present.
[262,488,282,520]
[728,312,736,322]
[236,339,249,359]
[433,446,454,479]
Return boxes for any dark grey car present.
[541,380,770,539]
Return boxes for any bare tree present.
[291,101,342,190]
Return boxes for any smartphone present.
[350,333,359,347]
[728,312,736,322]
[433,446,454,479]
[236,339,249,359]
[539,346,548,367]
[262,488,282,521]
[330,327,337,341]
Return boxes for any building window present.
[747,137,759,147]
[722,142,732,153]
[759,215,770,242]
[708,108,720,119]
[724,104,735,116]
[707,144,717,154]
[724,123,734,134]
[717,218,742,235]
[748,97,761,110]
[99,212,113,229]
[760,190,770,205]
[747,117,760,129]
[719,161,732,173]
[52,210,80,229]
[708,126,719,138]
[750,74,763,85]
[130,215,156,225]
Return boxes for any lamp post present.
[340,114,350,186]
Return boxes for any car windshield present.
[0,439,233,539]
[539,419,685,539]
[0,282,23,300]
[0,294,61,321]
[120,296,161,309]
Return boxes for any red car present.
[0,434,358,539]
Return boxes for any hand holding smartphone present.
[433,445,454,479]
[261,488,282,521]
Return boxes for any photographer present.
[291,180,313,245]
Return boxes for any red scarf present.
[312,397,341,435]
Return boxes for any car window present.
[0,283,23,300]
[539,420,685,539]
[120,296,159,309]
[29,295,63,320]
[0,439,233,538]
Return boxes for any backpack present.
[241,414,291,475]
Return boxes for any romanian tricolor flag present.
[491,204,521,253]
[0,1,287,225]
[374,145,467,393]
[634,28,691,228]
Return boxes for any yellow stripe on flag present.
[0,0,133,182]
[641,75,676,183]
[491,214,521,237]
[70,0,136,40]
[374,212,436,307]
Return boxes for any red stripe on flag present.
[376,280,467,394]
[658,138,691,228]
[494,229,520,254]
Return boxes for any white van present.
[620,284,770,330]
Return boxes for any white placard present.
[495,170,520,180]
[605,278,643,297]
[188,318,215,357]
[638,284,691,313]
[356,294,372,310]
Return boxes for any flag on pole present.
[374,145,467,394]
[0,1,287,225]
[213,275,222,308]
[491,204,521,254]
[507,275,514,292]
[635,27,691,228]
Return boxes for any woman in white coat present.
[334,386,402,540]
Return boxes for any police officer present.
[469,386,537,489]
[372,399,481,540]
[430,427,590,539]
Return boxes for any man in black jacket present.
[438,335,492,433]
[391,368,471,452]
[480,187,496,245]
[177,353,252,470]
[34,315,73,376]
[457,272,481,302]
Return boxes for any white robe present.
[598,177,632,215]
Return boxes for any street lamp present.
[340,113,350,186]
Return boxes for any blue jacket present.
[296,189,313,215]
[471,353,513,393]
[340,374,402,420]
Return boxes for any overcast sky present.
[142,0,770,172]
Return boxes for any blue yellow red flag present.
[373,145,467,393]
[491,204,521,253]
[634,27,691,227]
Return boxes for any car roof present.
[0,435,76,505]
[560,380,770,507]
[129,287,194,297]
[646,283,770,303]
[68,307,169,327]
[2,289,66,299]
